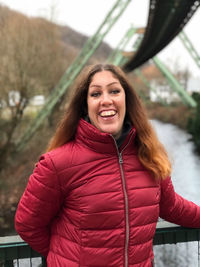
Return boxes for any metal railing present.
[0,221,200,267]
[0,235,46,267]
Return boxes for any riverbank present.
[146,102,192,130]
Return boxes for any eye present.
[110,89,120,94]
[90,91,101,97]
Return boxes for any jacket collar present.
[75,118,136,155]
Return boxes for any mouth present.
[99,110,117,118]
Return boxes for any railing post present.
[4,259,14,267]
[41,257,47,267]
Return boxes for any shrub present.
[187,92,200,154]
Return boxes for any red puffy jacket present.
[15,119,200,267]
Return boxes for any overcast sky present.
[0,0,200,78]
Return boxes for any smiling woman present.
[87,71,126,139]
[45,63,171,179]
[15,63,200,267]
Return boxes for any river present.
[14,120,200,267]
[152,120,200,267]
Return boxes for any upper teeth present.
[100,110,116,117]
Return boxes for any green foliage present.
[187,92,200,154]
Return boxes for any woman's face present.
[87,70,126,139]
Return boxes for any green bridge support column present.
[179,31,200,69]
[152,56,197,108]
[107,25,137,65]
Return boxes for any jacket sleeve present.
[159,176,200,228]
[15,153,63,257]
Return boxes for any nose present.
[100,92,113,106]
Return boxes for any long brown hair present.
[47,63,171,179]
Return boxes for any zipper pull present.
[119,153,123,164]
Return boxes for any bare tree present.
[0,7,67,170]
[169,57,191,90]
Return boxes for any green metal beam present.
[15,0,131,153]
[152,56,197,107]
[179,31,200,69]
[107,25,137,65]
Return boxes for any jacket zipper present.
[119,152,129,267]
[111,130,135,267]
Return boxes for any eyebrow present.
[90,81,119,88]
